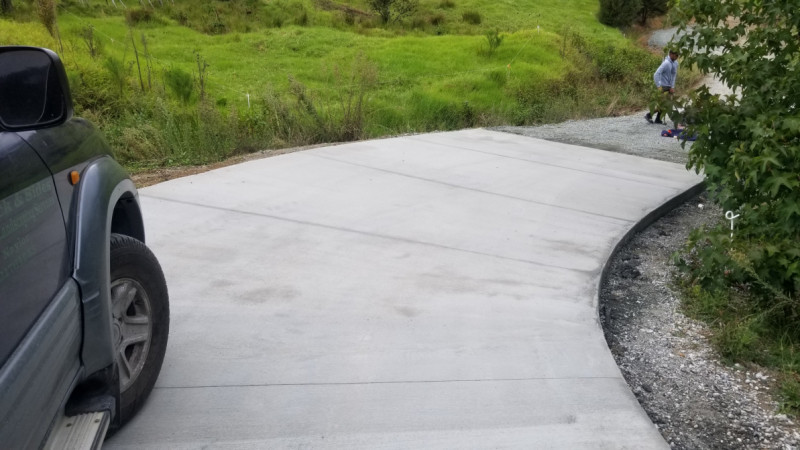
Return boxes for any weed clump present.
[125,8,158,26]
[164,68,194,104]
[429,13,445,26]
[481,29,503,57]
[461,10,481,24]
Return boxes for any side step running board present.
[44,411,110,450]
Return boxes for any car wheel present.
[109,233,169,428]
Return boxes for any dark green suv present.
[0,46,169,449]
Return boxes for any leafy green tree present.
[672,1,800,303]
[598,0,641,28]
[368,0,418,24]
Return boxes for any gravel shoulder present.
[602,190,799,449]
[494,110,800,449]
[493,114,691,164]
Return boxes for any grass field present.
[0,0,669,168]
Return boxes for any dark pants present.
[654,86,673,122]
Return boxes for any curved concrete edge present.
[597,179,706,313]
[593,178,706,434]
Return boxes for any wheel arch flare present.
[71,155,142,376]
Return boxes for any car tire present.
[109,233,169,429]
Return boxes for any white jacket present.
[654,56,678,88]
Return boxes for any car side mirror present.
[0,46,73,131]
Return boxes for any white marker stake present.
[725,211,740,239]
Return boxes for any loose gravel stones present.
[600,197,799,449]
[494,114,691,164]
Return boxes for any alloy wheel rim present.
[110,278,153,392]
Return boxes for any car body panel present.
[0,280,82,450]
[17,117,111,234]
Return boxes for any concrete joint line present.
[307,152,638,223]
[142,194,598,274]
[155,376,624,391]
[407,134,687,188]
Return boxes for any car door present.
[0,130,82,448]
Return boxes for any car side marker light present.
[69,171,80,185]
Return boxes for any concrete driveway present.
[105,129,702,449]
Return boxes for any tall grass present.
[678,282,800,415]
[1,0,664,169]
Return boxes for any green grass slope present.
[0,0,666,168]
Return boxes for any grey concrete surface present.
[105,129,702,449]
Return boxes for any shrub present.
[117,123,166,164]
[639,0,668,24]
[429,13,445,26]
[203,6,227,34]
[295,8,309,26]
[410,17,426,29]
[439,0,455,8]
[558,27,588,59]
[594,46,632,81]
[172,10,189,26]
[461,10,481,25]
[206,20,226,34]
[486,70,506,86]
[126,8,156,26]
[244,56,377,146]
[598,0,641,28]
[104,57,129,96]
[590,44,656,85]
[781,374,800,415]
[483,29,503,57]
[672,0,800,307]
[1,0,12,15]
[79,25,102,59]
[368,0,419,24]
[35,0,57,37]
[410,93,462,130]
[69,65,118,118]
[164,67,194,104]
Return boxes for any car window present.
[0,132,69,366]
